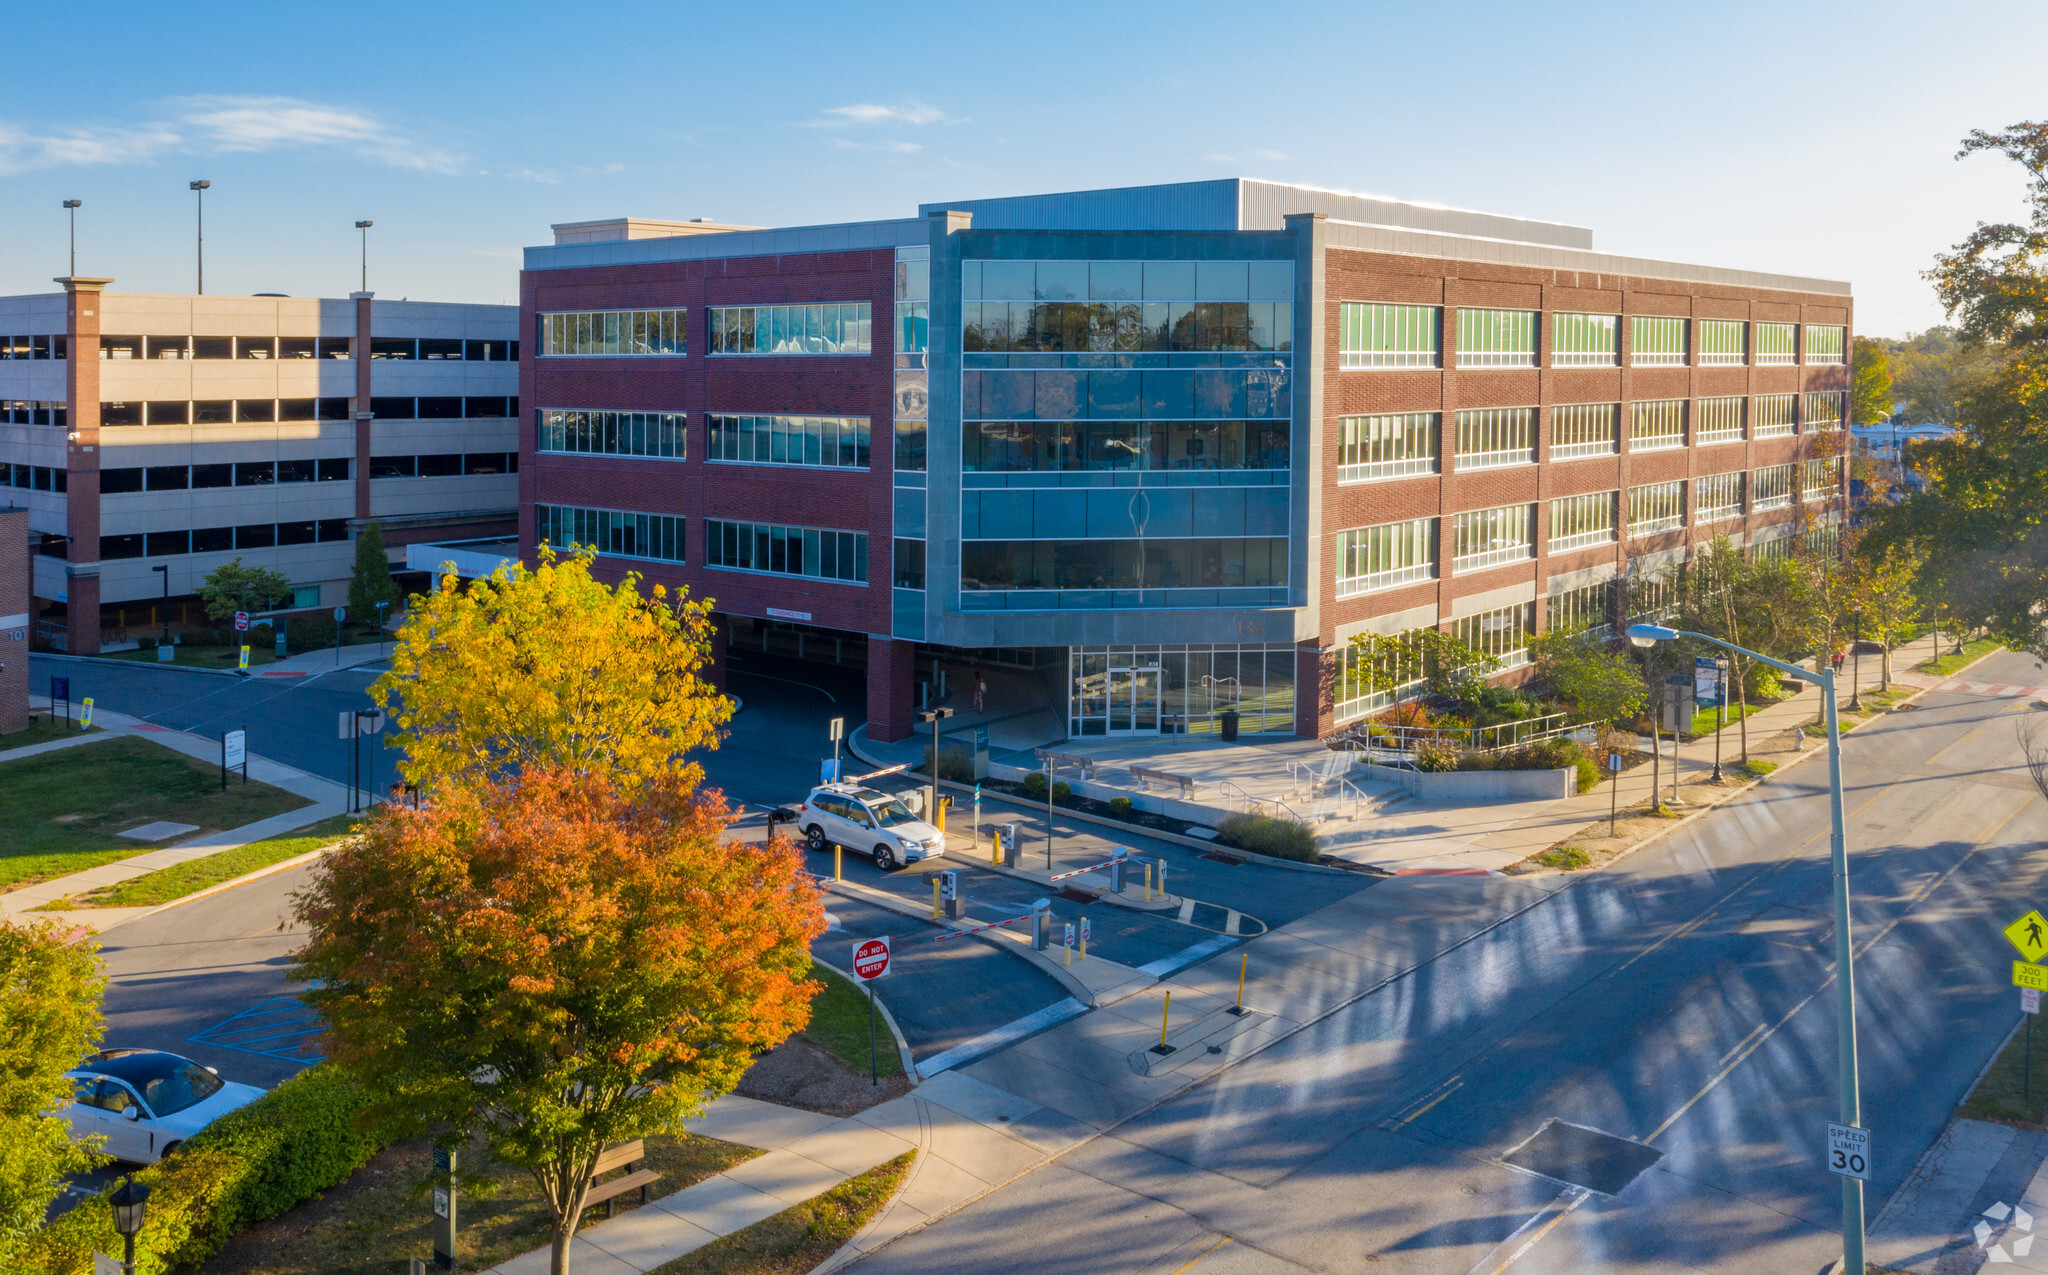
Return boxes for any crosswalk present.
[1935,679,2048,699]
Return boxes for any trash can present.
[1220,710,1240,742]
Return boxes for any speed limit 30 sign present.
[851,936,891,982]
[1827,1122,1871,1181]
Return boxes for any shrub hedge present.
[22,1064,388,1275]
[1215,812,1319,862]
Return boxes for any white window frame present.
[539,309,688,358]
[706,303,873,356]
[1697,319,1747,366]
[1339,303,1440,369]
[1753,394,1796,439]
[1454,406,1535,470]
[1335,518,1437,598]
[1549,402,1619,460]
[1752,464,1794,510]
[1695,471,1744,522]
[1450,504,1534,572]
[1547,491,1618,553]
[1696,396,1744,446]
[1451,602,1535,671]
[1630,315,1688,367]
[1456,308,1537,368]
[1551,313,1620,367]
[1803,391,1845,431]
[1754,322,1798,365]
[1630,399,1687,453]
[1337,412,1438,483]
[537,409,688,460]
[1805,325,1846,365]
[1802,456,1841,501]
[1627,481,1685,536]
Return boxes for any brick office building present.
[0,285,518,653]
[518,181,1850,744]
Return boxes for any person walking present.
[1831,647,1846,675]
[973,672,986,713]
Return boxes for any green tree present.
[1850,541,1923,688]
[293,767,826,1275]
[1889,327,1997,427]
[374,547,731,794]
[0,920,105,1265]
[1345,626,1498,703]
[1528,627,1646,726]
[1928,121,2048,354]
[1851,335,1895,426]
[347,521,401,628]
[197,559,292,623]
[1672,537,1813,763]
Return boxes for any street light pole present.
[1631,623,1861,1273]
[62,199,81,276]
[916,707,953,833]
[189,180,211,294]
[355,220,373,293]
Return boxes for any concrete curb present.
[847,729,1354,875]
[811,955,919,1083]
[34,650,242,679]
[65,833,356,938]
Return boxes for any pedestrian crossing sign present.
[2006,910,2048,963]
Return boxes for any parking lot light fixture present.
[110,1174,149,1274]
[1625,620,1863,1272]
[917,707,954,827]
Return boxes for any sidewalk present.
[0,697,349,932]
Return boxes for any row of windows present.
[964,259,1294,303]
[706,518,870,582]
[0,335,65,360]
[98,459,351,492]
[1,464,65,492]
[95,396,518,427]
[961,537,1287,593]
[537,503,688,565]
[961,300,1293,355]
[2,401,66,427]
[706,414,871,469]
[1337,305,1845,369]
[538,310,686,358]
[705,304,872,356]
[1335,392,1845,481]
[94,335,514,361]
[964,420,1288,474]
[100,519,354,560]
[1332,463,1843,590]
[367,452,518,479]
[537,409,687,460]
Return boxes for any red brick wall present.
[62,282,105,655]
[518,249,899,636]
[0,511,28,733]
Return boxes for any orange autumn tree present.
[292,767,825,1275]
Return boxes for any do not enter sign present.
[852,936,891,981]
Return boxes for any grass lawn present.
[74,812,361,908]
[651,1150,915,1275]
[1685,702,1764,737]
[0,735,311,889]
[0,715,100,748]
[803,966,904,1078]
[201,1132,761,1275]
[1916,637,2005,677]
[1960,1012,2048,1128]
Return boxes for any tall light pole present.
[189,180,211,293]
[62,199,81,276]
[1630,622,1862,1273]
[354,220,373,292]
[917,707,953,828]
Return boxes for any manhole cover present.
[1201,852,1245,866]
[1501,1120,1663,1196]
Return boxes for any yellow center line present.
[1476,1188,1592,1274]
[1167,1235,1233,1274]
[1716,1021,1768,1067]
[1401,1078,1464,1126]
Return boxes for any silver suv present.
[798,784,944,871]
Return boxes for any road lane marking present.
[1400,1077,1463,1125]
[1716,1022,1767,1067]
[1166,1235,1234,1273]
[1470,1186,1591,1274]
[725,668,836,702]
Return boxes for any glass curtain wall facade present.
[1069,643,1298,737]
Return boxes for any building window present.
[1804,391,1845,431]
[1551,313,1621,367]
[1452,602,1536,671]
[1802,456,1841,500]
[539,309,687,357]
[1450,504,1534,572]
[1071,643,1296,736]
[707,414,871,468]
[1549,403,1618,460]
[963,259,1293,354]
[706,518,868,582]
[1338,412,1437,482]
[1548,579,1616,636]
[962,420,1287,473]
[99,467,143,493]
[1628,481,1685,535]
[894,538,926,590]
[1339,303,1439,369]
[1456,308,1536,368]
[1697,396,1745,445]
[537,503,686,563]
[1334,628,1432,722]
[1630,315,1688,366]
[1630,399,1687,452]
[1805,325,1847,365]
[1751,535,1795,562]
[1335,519,1436,598]
[1626,568,1680,623]
[1755,322,1798,365]
[1695,471,1744,522]
[292,585,321,608]
[1453,407,1535,470]
[1752,463,1794,510]
[1754,394,1796,439]
[537,409,687,460]
[1548,492,1617,553]
[707,303,871,356]
[1697,319,1747,366]
[960,539,1286,593]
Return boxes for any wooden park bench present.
[1129,766,1197,800]
[582,1139,662,1219]
[1035,749,1099,780]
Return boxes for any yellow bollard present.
[1080,935,1088,961]
[834,844,842,882]
[991,827,1000,867]
[1159,990,1172,1050]
[1232,952,1248,1015]
[1145,864,1154,902]
[931,877,941,920]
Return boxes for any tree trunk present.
[1880,643,1891,690]
[547,1159,596,1275]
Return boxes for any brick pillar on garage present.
[867,635,915,743]
[0,510,29,732]
[1295,639,1332,739]
[351,292,374,522]
[704,614,727,694]
[59,276,110,655]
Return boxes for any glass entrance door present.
[1106,668,1161,735]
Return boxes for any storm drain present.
[1501,1119,1664,1197]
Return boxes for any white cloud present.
[818,101,955,127]
[832,139,924,154]
[0,95,462,176]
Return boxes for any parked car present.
[60,1048,265,1164]
[796,783,944,870]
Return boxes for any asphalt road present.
[853,649,2048,1275]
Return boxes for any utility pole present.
[355,220,373,293]
[62,199,81,276]
[189,180,211,293]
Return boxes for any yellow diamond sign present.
[2016,961,2048,991]
[2008,911,2048,963]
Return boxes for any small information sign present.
[1827,1122,1871,1181]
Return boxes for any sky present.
[1,1,2041,337]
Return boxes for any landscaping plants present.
[1215,812,1318,862]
